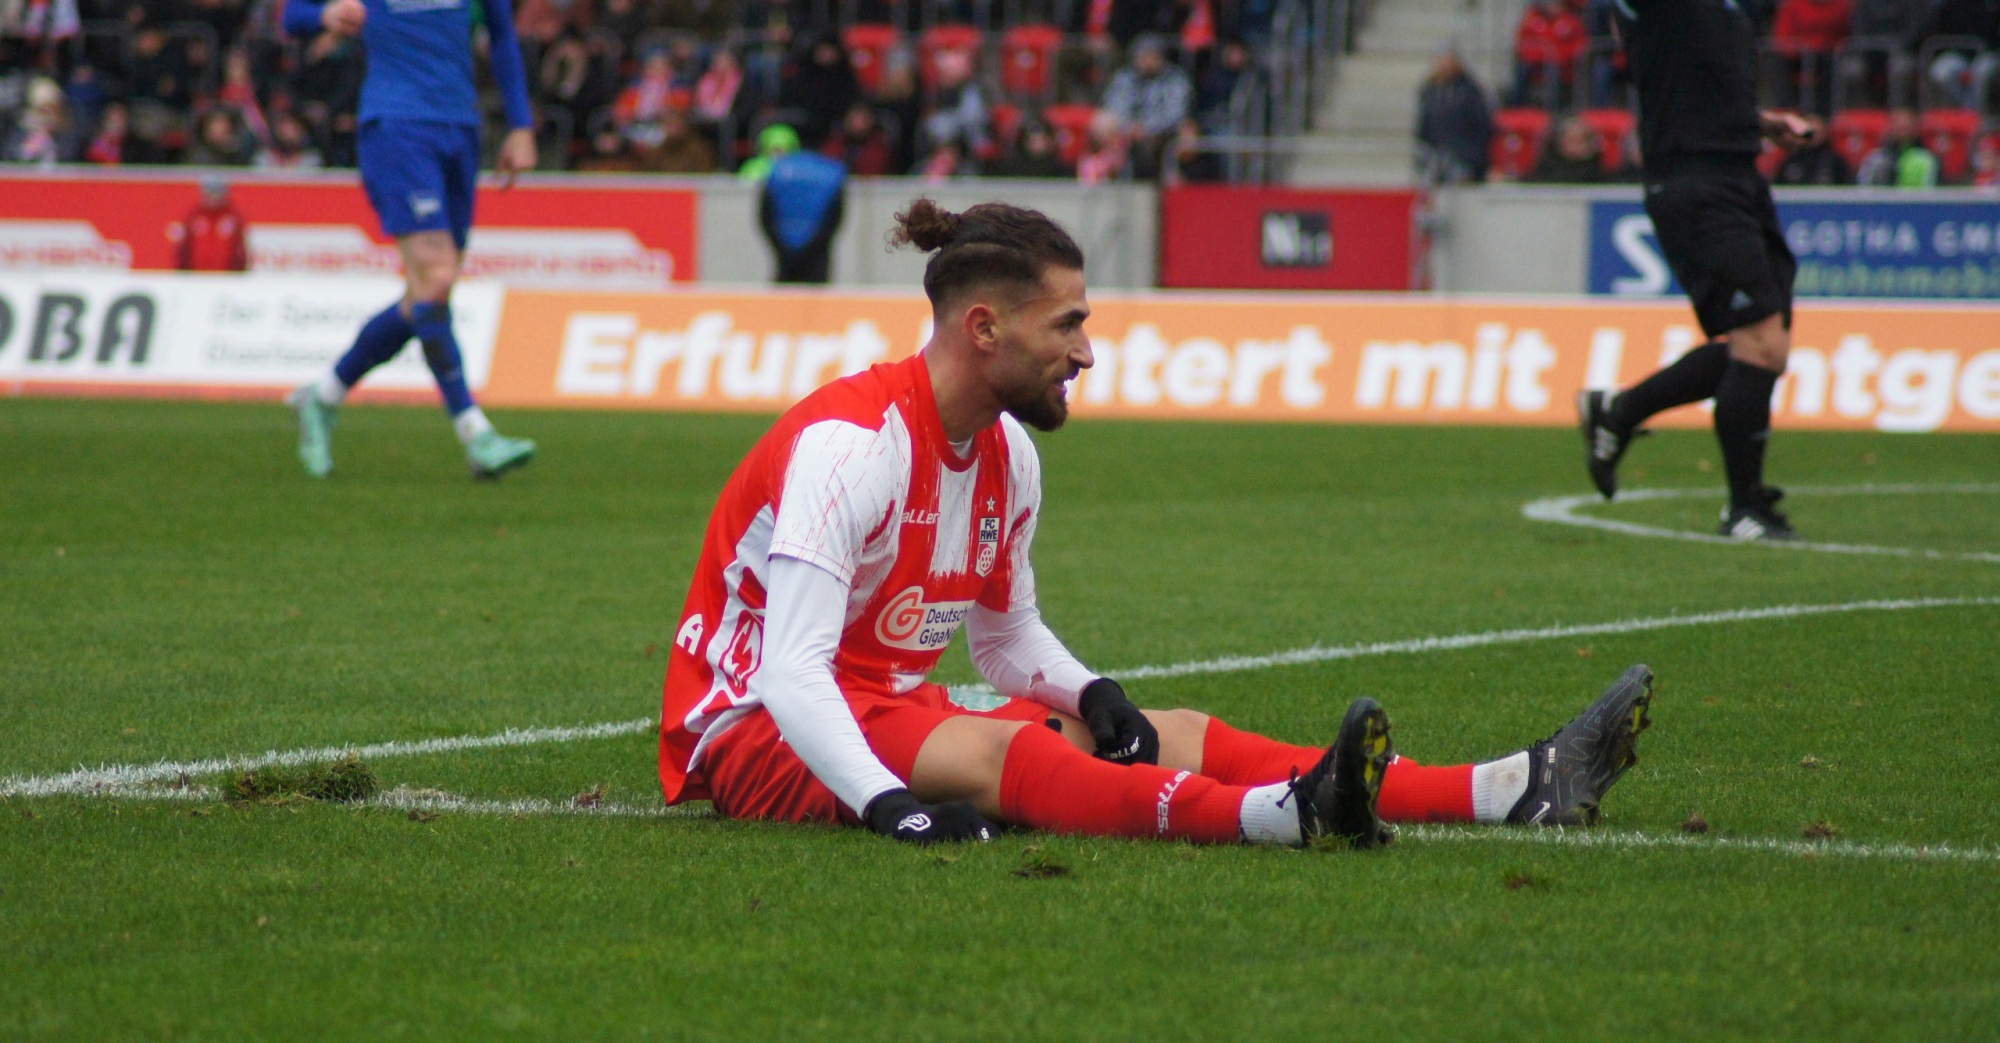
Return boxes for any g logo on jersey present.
[875,585,974,651]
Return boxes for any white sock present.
[453,407,493,446]
[315,371,349,407]
[1237,781,1303,846]
[1471,751,1532,823]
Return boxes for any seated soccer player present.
[658,199,1655,846]
[282,0,538,479]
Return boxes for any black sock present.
[1713,358,1781,507]
[1610,340,1730,433]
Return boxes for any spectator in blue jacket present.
[758,123,848,283]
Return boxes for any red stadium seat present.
[1491,107,1551,179]
[1576,107,1635,174]
[1043,103,1097,165]
[999,24,1064,101]
[844,23,902,94]
[920,24,984,91]
[1920,107,1981,182]
[1829,108,1888,173]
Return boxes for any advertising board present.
[1159,186,1424,290]
[0,173,699,287]
[1589,197,2000,299]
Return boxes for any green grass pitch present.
[2,397,1996,1041]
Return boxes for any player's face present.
[991,266,1092,432]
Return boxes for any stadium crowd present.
[0,0,1277,183]
[1421,0,2000,187]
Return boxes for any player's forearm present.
[481,0,537,129]
[758,555,908,815]
[967,603,1096,716]
[281,0,326,38]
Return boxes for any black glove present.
[863,788,997,845]
[1078,677,1159,765]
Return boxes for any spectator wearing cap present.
[170,177,249,272]
[1100,35,1192,179]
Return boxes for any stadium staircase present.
[1289,0,1478,185]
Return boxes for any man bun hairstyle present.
[889,198,1085,307]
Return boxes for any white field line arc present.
[10,596,2000,800]
[0,717,657,799]
[1522,483,2000,563]
[1398,824,2000,866]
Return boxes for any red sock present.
[998,722,1244,843]
[1376,755,1475,823]
[1199,716,1323,785]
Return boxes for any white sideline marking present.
[0,718,656,799]
[66,786,2000,864]
[8,596,1998,801]
[1400,824,2000,865]
[1110,595,2000,682]
[1523,483,2000,563]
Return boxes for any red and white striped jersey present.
[658,352,1043,804]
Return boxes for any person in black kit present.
[1577,0,1822,541]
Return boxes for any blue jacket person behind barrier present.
[278,0,541,480]
[757,126,849,285]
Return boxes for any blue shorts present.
[358,118,481,249]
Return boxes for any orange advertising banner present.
[483,289,2000,433]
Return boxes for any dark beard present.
[1001,381,1069,432]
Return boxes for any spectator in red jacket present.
[1772,0,1851,111]
[1512,0,1588,106]
[170,177,249,272]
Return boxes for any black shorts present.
[1643,157,1796,338]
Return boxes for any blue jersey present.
[284,0,533,130]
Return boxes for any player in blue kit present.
[282,0,539,479]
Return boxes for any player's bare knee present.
[1728,315,1790,372]
[1143,708,1209,741]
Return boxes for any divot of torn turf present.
[223,754,378,804]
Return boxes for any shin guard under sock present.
[1610,339,1730,432]
[997,723,1244,842]
[411,301,475,417]
[1376,756,1476,823]
[1198,717,1323,787]
[1713,358,1781,506]
[332,302,416,388]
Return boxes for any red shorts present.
[701,683,1055,825]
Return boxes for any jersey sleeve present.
[980,415,1043,613]
[768,419,903,586]
[757,555,908,815]
[966,602,1097,716]
[481,0,537,130]
[281,0,325,37]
